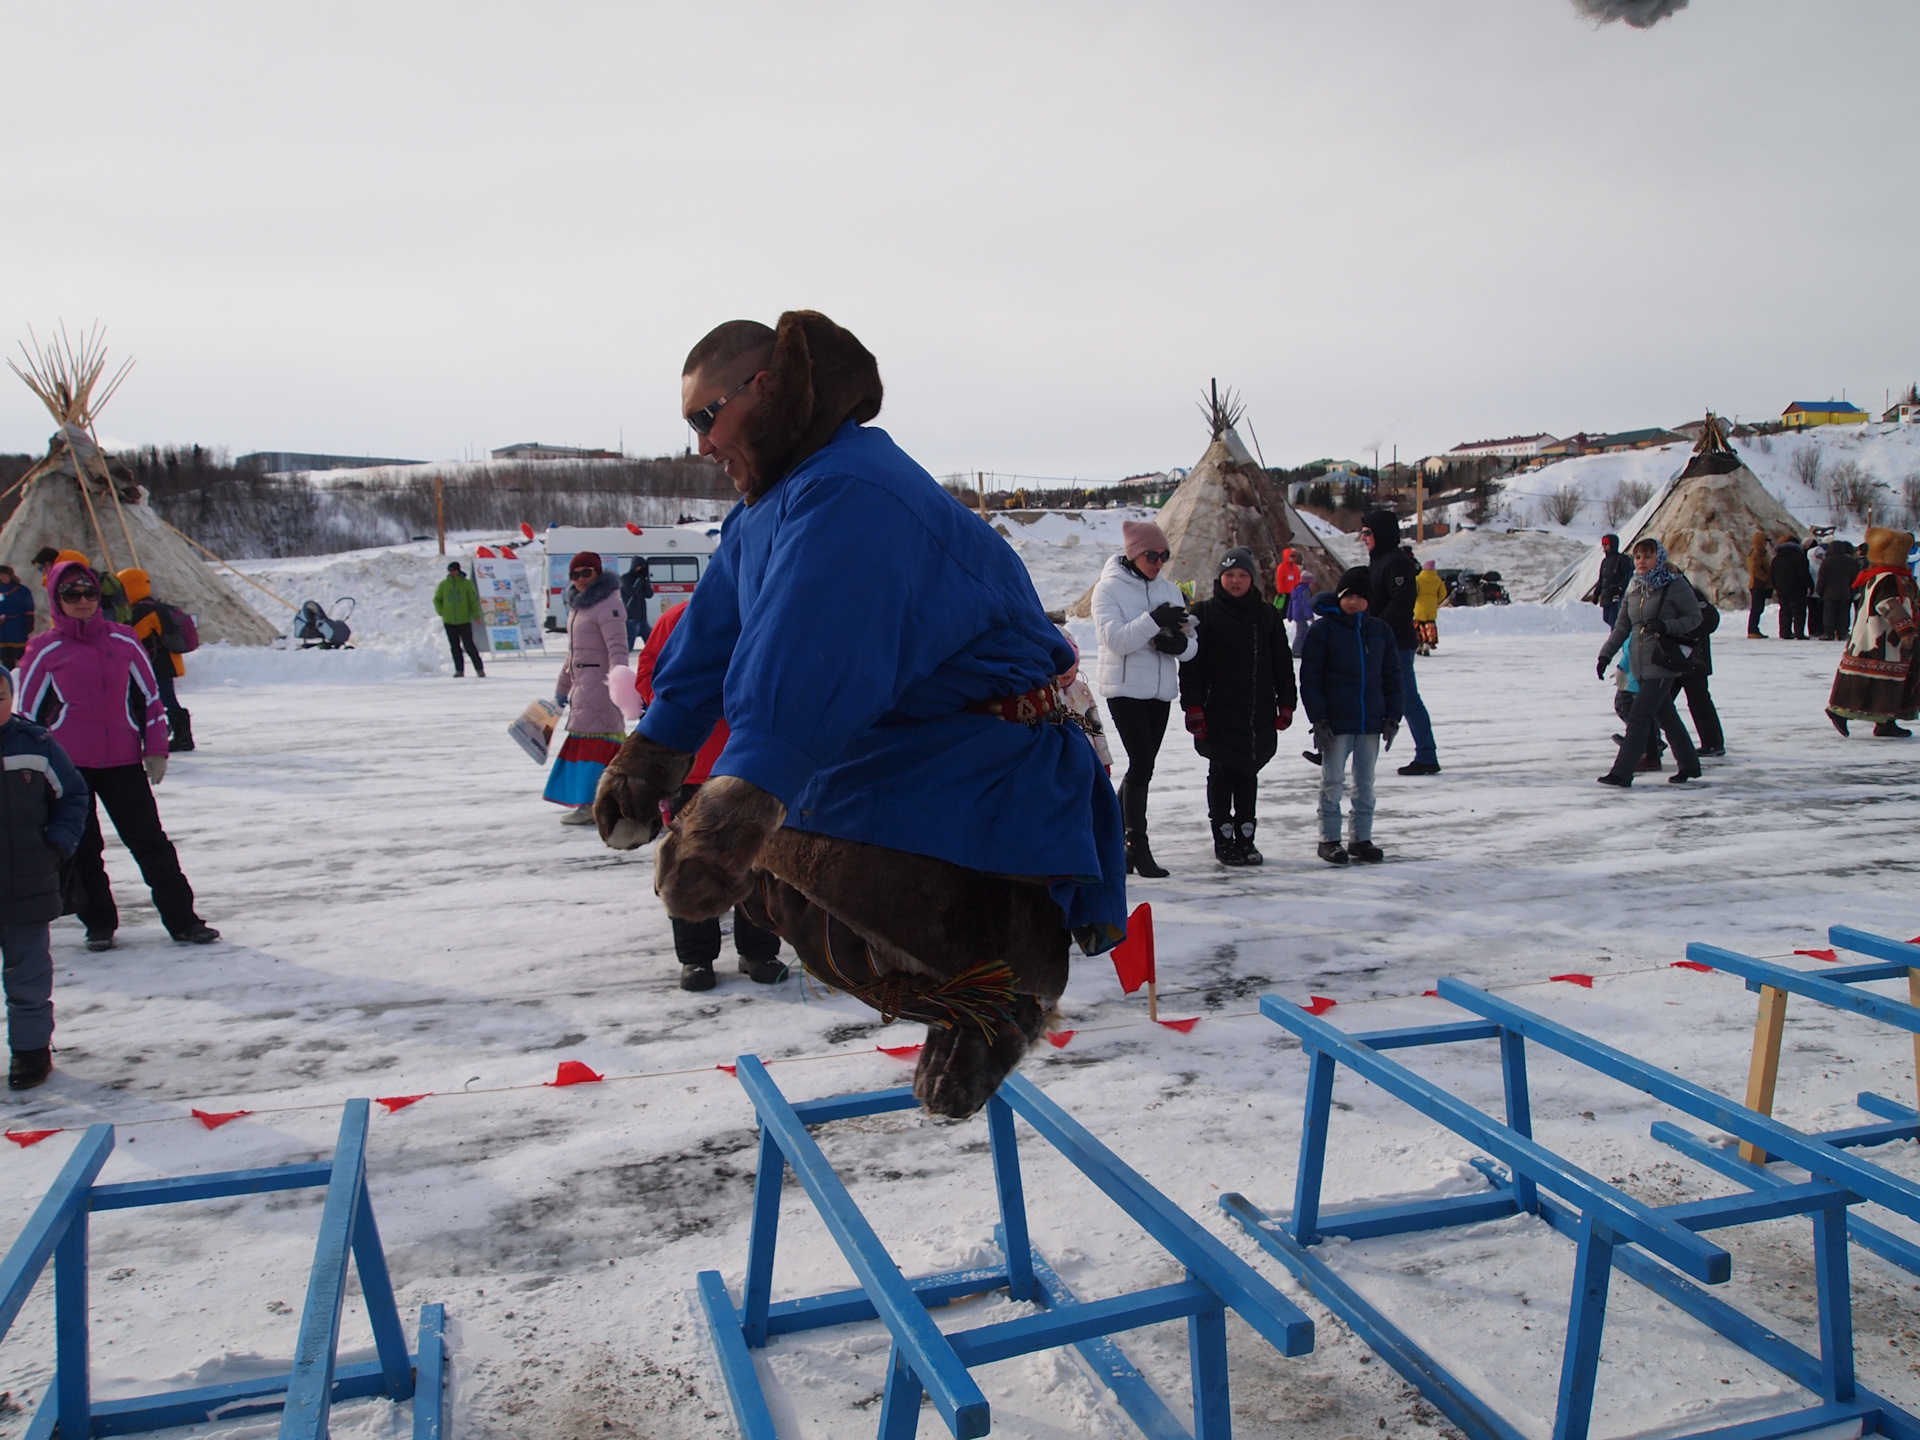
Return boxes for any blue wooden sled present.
[1670,926,1920,1276]
[699,1056,1314,1440]
[1220,980,1920,1440]
[0,1098,446,1439]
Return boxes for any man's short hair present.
[31,547,59,569]
[0,566,14,579]
[1631,537,1661,557]
[683,320,776,384]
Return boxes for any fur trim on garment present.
[593,732,696,847]
[1865,526,1916,569]
[734,310,883,502]
[565,570,618,611]
[655,776,788,919]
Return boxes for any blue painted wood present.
[741,1129,785,1348]
[1188,1296,1231,1440]
[280,1098,370,1440]
[1687,944,1920,1036]
[1498,1030,1540,1215]
[89,1163,333,1210]
[1292,1049,1336,1245]
[946,1280,1210,1366]
[986,1095,1037,1303]
[733,1057,989,1438]
[1024,1241,1192,1440]
[1661,1184,1859,1233]
[1829,926,1920,969]
[789,1086,919,1125]
[1313,1190,1520,1241]
[760,1266,1009,1335]
[413,1304,447,1440]
[1813,1116,1920,1149]
[696,1272,779,1440]
[999,1072,1314,1357]
[877,1346,923,1440]
[1264,996,1731,1282]
[350,1183,416,1400]
[1550,1216,1614,1440]
[1811,1205,1855,1402]
[1678,1401,1882,1440]
[1438,980,1920,1226]
[1350,1021,1504,1050]
[1856,1091,1919,1121]
[1220,1193,1529,1440]
[53,1192,89,1438]
[0,1125,112,1337]
[78,1358,409,1436]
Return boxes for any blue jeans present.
[1398,650,1436,764]
[1318,733,1379,843]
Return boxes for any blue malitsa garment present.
[639,422,1126,948]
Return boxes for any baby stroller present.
[294,598,355,649]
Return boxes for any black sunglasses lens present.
[60,587,99,600]
[686,406,716,436]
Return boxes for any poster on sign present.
[473,555,544,652]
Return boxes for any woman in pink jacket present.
[544,551,631,824]
[15,561,217,950]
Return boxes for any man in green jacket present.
[433,561,486,677]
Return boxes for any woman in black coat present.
[1179,547,1298,865]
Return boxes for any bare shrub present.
[1899,473,1920,529]
[1466,476,1502,525]
[1604,479,1654,527]
[1789,444,1823,489]
[1826,460,1888,525]
[1542,484,1585,525]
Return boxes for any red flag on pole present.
[192,1109,251,1129]
[1109,904,1155,994]
[546,1061,603,1086]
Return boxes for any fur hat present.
[1218,546,1257,577]
[735,310,883,503]
[568,551,602,576]
[1865,526,1916,568]
[1123,519,1171,561]
[1336,566,1372,602]
[1361,510,1402,549]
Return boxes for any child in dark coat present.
[1298,568,1402,865]
[0,666,89,1089]
[1179,547,1297,865]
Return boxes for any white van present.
[531,523,723,633]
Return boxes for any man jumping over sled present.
[593,311,1127,1118]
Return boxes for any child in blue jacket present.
[1298,568,1402,866]
[0,666,89,1089]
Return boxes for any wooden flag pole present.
[1148,978,1158,1022]
[435,474,445,555]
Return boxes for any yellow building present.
[1781,400,1868,428]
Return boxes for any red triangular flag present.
[877,1044,922,1060]
[1158,1017,1200,1034]
[1109,903,1155,994]
[1549,974,1594,989]
[519,522,534,540]
[1045,1030,1075,1049]
[625,522,643,535]
[1671,961,1713,972]
[546,1061,602,1087]
[375,1094,430,1113]
[1794,949,1838,963]
[716,1064,737,1076]
[192,1109,251,1129]
[475,545,496,558]
[5,1129,61,1147]
[500,546,517,559]
[1908,936,1920,946]
[1422,989,1439,998]
[1300,996,1337,1016]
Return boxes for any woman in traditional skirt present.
[546,551,630,822]
[1826,527,1919,739]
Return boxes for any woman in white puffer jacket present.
[1092,519,1196,877]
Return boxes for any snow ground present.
[0,526,1917,1439]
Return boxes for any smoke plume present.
[1570,0,1690,27]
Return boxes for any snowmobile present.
[293,598,355,649]
[1445,570,1510,607]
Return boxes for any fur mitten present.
[593,733,696,849]
[655,776,787,920]
[913,997,1050,1119]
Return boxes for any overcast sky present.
[3,1,1913,480]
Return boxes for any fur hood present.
[1865,526,1916,569]
[736,310,883,503]
[565,570,619,612]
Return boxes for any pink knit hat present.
[1122,519,1170,561]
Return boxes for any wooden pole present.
[435,474,446,555]
[976,470,985,517]
[1416,467,1426,543]
[1148,978,1158,1023]
[1739,984,1790,1164]
[160,520,299,610]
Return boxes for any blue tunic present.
[640,423,1126,946]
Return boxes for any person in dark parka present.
[1179,547,1296,866]
[1771,536,1813,639]
[1596,539,1703,786]
[1298,568,1402,864]
[1596,534,1633,628]
[0,666,89,1090]
[1362,509,1439,775]
[1816,540,1858,642]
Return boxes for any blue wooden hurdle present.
[1665,925,1920,1276]
[699,1056,1314,1440]
[1220,981,1920,1440]
[0,1099,446,1439]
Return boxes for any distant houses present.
[490,442,623,461]
[238,451,423,473]
[1445,433,1561,461]
[1781,400,1868,429]
[1881,385,1919,425]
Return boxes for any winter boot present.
[738,955,788,984]
[1827,710,1850,736]
[166,707,196,753]
[1874,720,1913,738]
[1126,830,1169,879]
[1213,821,1244,866]
[1397,760,1441,776]
[1348,839,1384,863]
[171,924,221,944]
[560,804,596,825]
[9,1048,51,1091]
[1316,841,1349,866]
[85,929,114,953]
[679,963,717,992]
[474,660,486,677]
[1237,820,1263,865]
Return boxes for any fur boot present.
[594,734,696,848]
[655,777,787,920]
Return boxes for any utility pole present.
[1416,461,1425,543]
[977,470,986,517]
[435,474,446,556]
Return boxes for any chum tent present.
[1541,415,1808,611]
[0,327,282,646]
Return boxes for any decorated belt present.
[965,684,1066,725]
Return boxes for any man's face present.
[0,682,12,726]
[682,365,767,495]
[1360,526,1376,553]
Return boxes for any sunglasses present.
[684,372,760,436]
[569,568,598,579]
[1138,549,1171,564]
[58,585,100,601]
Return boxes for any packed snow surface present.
[1,519,1917,1439]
